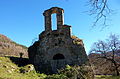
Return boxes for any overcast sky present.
[0,0,120,54]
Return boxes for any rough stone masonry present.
[28,7,88,74]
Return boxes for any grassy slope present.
[0,56,120,79]
[0,57,46,79]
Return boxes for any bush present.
[59,65,94,79]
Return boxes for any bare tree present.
[88,0,112,27]
[90,34,120,75]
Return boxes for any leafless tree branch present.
[89,0,112,27]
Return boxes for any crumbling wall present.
[28,7,88,74]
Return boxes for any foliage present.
[59,65,94,79]
[59,65,78,78]
[71,35,83,45]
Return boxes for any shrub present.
[59,65,94,79]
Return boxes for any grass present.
[95,75,120,79]
[0,56,46,79]
[0,56,120,79]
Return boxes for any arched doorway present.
[53,53,65,60]
[51,53,66,73]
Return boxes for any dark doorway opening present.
[53,53,65,60]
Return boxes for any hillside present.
[0,34,28,57]
[88,53,120,75]
[0,56,47,79]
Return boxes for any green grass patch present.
[95,75,120,79]
[0,57,46,79]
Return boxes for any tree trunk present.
[112,60,119,76]
[115,66,119,76]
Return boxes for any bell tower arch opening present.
[51,13,57,30]
[43,7,64,32]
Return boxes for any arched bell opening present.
[43,7,64,32]
[51,13,57,30]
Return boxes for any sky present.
[0,0,120,54]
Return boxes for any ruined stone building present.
[28,7,88,74]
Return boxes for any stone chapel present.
[28,7,88,74]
